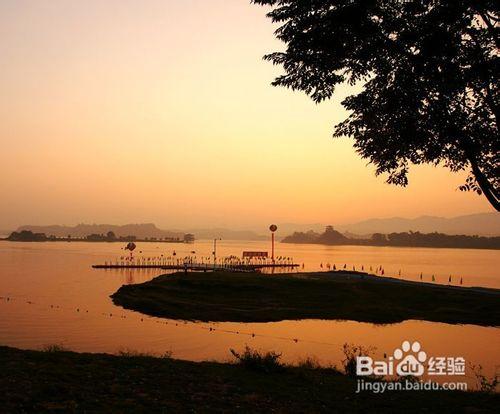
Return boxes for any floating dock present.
[92,263,299,272]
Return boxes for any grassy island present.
[111,271,500,326]
[1,346,498,413]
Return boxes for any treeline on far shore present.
[281,226,500,250]
[4,230,195,244]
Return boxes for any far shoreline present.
[0,238,188,244]
[281,239,500,251]
[2,238,500,251]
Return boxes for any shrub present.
[341,343,375,377]
[41,344,70,353]
[160,350,173,359]
[230,346,283,373]
[296,356,321,370]
[471,364,499,393]
[117,349,155,358]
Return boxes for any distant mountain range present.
[12,224,268,241]
[10,213,499,241]
[15,223,184,239]
[179,228,267,241]
[335,213,500,236]
[281,225,500,249]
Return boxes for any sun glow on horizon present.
[0,0,493,230]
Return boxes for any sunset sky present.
[0,0,494,231]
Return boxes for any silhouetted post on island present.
[213,238,221,268]
[269,224,277,263]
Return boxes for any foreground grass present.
[0,345,498,413]
[111,271,500,326]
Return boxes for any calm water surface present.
[0,240,498,387]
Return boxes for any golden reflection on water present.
[0,240,498,388]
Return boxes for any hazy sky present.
[0,0,494,231]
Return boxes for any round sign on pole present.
[125,242,136,252]
[269,224,277,262]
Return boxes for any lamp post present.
[213,238,221,267]
[269,224,277,262]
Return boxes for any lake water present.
[0,240,498,388]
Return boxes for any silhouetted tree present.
[106,231,116,241]
[371,233,387,244]
[254,0,499,210]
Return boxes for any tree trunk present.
[468,156,500,212]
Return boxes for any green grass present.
[111,271,500,326]
[0,345,498,413]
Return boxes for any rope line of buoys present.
[0,294,342,348]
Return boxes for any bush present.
[341,343,375,377]
[116,349,172,359]
[160,350,173,359]
[296,356,321,370]
[41,344,70,353]
[230,346,283,373]
[471,364,499,393]
[117,349,155,358]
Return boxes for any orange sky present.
[0,0,493,230]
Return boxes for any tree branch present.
[467,153,500,212]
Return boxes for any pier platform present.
[92,263,300,272]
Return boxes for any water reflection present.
[0,240,498,388]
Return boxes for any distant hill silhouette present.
[182,228,267,241]
[14,224,269,241]
[13,213,499,242]
[16,224,183,240]
[336,213,500,236]
[282,226,500,250]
